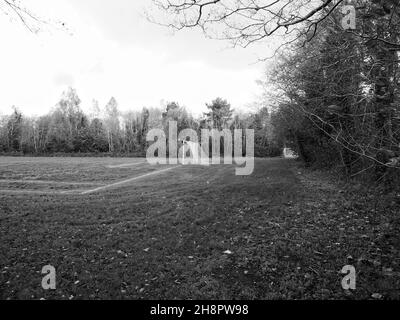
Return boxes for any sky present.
[0,0,278,117]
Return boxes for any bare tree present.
[150,0,348,48]
[0,0,66,33]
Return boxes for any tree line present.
[265,1,400,183]
[0,88,281,157]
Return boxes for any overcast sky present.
[0,0,278,117]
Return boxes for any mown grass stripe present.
[81,165,181,195]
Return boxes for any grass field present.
[0,157,399,300]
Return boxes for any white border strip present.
[81,165,181,195]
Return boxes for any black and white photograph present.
[0,0,400,307]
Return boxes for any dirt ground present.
[0,157,399,299]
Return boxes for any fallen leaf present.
[382,268,393,276]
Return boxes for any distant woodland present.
[0,89,280,157]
